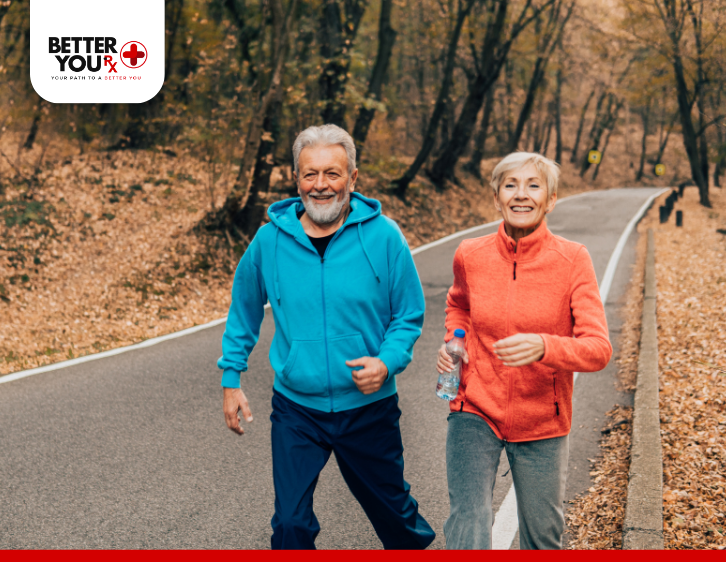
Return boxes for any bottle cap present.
[454,329,466,338]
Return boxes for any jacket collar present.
[495,219,552,262]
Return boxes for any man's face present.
[295,144,357,227]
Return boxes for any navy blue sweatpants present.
[269,390,435,550]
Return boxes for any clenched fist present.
[345,356,389,395]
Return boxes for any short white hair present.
[490,152,560,197]
[292,124,357,176]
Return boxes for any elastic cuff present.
[538,333,551,365]
[377,350,400,381]
[221,367,242,388]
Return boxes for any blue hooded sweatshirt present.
[217,192,425,412]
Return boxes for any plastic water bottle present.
[436,329,466,401]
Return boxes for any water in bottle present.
[436,329,466,401]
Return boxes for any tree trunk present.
[352,0,396,159]
[712,89,724,188]
[554,67,563,163]
[23,98,43,150]
[570,90,594,163]
[581,95,623,177]
[579,92,609,176]
[636,101,650,181]
[540,114,554,155]
[204,0,299,237]
[592,119,617,181]
[464,86,495,178]
[655,109,678,165]
[672,53,709,206]
[392,0,477,199]
[426,0,513,187]
[319,0,368,127]
[239,95,284,238]
[507,56,548,152]
[0,0,15,25]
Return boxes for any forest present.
[2,0,725,245]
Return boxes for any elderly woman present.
[437,152,612,550]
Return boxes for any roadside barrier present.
[622,229,664,549]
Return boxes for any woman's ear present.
[493,190,501,212]
[546,192,557,214]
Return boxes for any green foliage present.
[0,199,53,228]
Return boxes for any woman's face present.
[494,163,556,237]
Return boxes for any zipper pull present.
[320,258,324,264]
[459,400,464,412]
[513,261,517,280]
[555,401,559,416]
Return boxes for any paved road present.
[0,188,661,549]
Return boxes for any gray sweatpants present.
[444,412,569,550]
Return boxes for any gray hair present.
[490,152,560,198]
[292,124,357,176]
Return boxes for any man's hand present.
[345,357,389,395]
[223,387,253,435]
[493,333,544,367]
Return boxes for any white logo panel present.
[30,0,164,103]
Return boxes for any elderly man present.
[218,124,435,550]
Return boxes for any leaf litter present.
[567,187,726,550]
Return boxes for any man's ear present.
[349,168,358,192]
[293,173,301,196]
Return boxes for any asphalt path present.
[0,187,661,549]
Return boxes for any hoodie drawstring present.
[357,223,381,283]
[273,227,281,303]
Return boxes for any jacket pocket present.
[279,339,328,396]
[552,370,560,417]
[328,333,369,393]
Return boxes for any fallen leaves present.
[655,188,726,550]
[566,405,634,549]
[566,187,726,550]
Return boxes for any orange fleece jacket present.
[445,221,612,442]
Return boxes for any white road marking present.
[489,187,667,549]
[491,485,519,550]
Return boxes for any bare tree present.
[426,0,558,189]
[392,0,480,199]
[650,0,712,205]
[204,0,299,237]
[635,98,651,181]
[319,0,369,126]
[352,0,397,157]
[506,0,574,153]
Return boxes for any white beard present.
[301,188,350,226]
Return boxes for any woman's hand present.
[493,333,544,367]
[437,343,469,374]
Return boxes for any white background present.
[30,0,165,103]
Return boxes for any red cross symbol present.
[119,41,148,69]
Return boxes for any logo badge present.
[120,41,148,69]
[588,150,602,165]
[30,0,164,103]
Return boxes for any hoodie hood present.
[265,192,383,303]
